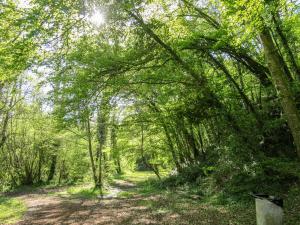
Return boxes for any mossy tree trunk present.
[260,29,300,158]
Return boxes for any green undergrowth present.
[0,196,26,224]
[115,172,256,225]
[117,170,300,225]
[5,182,73,196]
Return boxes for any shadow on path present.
[13,179,237,225]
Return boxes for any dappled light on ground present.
[9,172,257,225]
[16,193,248,225]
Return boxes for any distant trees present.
[0,97,57,186]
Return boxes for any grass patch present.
[284,185,300,225]
[0,196,26,224]
[51,184,109,199]
[114,171,160,183]
[118,191,135,198]
[114,171,167,198]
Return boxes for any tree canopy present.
[1,0,300,205]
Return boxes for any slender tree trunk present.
[37,146,43,183]
[147,100,182,171]
[98,143,103,196]
[96,105,107,194]
[197,125,206,160]
[47,155,57,182]
[272,14,300,80]
[87,118,98,186]
[58,160,65,184]
[209,53,261,124]
[183,124,201,163]
[174,126,193,165]
[260,29,300,158]
[0,96,14,149]
[141,124,161,179]
[162,124,182,171]
[116,158,121,174]
[111,119,122,174]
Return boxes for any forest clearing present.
[1,0,300,224]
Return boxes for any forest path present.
[12,172,177,225]
[11,171,255,225]
[14,179,145,225]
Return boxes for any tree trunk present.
[47,155,57,182]
[96,105,107,194]
[116,158,122,174]
[147,100,182,171]
[197,125,206,160]
[260,29,300,158]
[36,144,43,184]
[87,118,98,186]
[98,143,103,196]
[141,123,161,180]
[208,53,261,124]
[0,96,14,149]
[58,160,65,184]
[162,123,182,171]
[111,119,122,174]
[272,14,300,80]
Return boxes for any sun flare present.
[89,11,105,26]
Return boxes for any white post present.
[255,198,283,225]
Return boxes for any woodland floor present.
[1,172,299,225]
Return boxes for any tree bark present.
[87,118,98,186]
[260,29,300,158]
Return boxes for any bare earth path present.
[15,181,164,225]
[10,177,256,225]
[14,180,191,225]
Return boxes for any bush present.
[161,164,206,187]
[214,157,300,200]
[159,157,300,204]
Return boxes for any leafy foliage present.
[0,1,300,221]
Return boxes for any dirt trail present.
[13,180,173,225]
[8,178,254,225]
